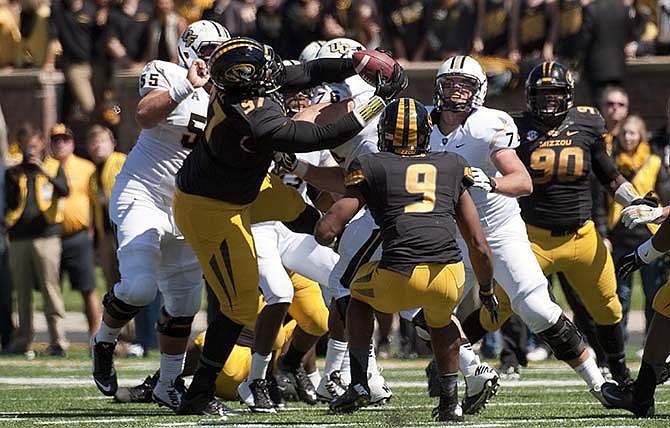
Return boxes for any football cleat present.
[601,381,655,418]
[432,398,464,422]
[277,357,318,405]
[266,375,286,410]
[152,377,186,411]
[316,370,348,402]
[114,372,158,403]
[367,372,392,405]
[177,390,234,417]
[590,383,614,409]
[92,340,118,396]
[237,378,277,413]
[462,363,500,414]
[329,383,370,413]
[497,364,520,380]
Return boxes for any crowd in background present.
[0,0,670,366]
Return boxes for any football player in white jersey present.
[428,55,609,404]
[91,20,231,416]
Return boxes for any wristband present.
[168,76,195,104]
[479,282,494,295]
[637,238,665,263]
[352,96,385,127]
[293,160,309,178]
[614,181,641,206]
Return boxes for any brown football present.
[352,49,397,86]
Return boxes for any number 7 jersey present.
[122,60,208,195]
[514,106,619,229]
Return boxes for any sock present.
[635,361,658,403]
[367,343,380,379]
[459,340,481,377]
[438,373,459,402]
[324,339,348,376]
[573,357,606,389]
[281,343,304,370]
[94,321,122,344]
[158,352,186,385]
[461,309,487,344]
[349,346,369,389]
[341,351,351,384]
[307,369,321,389]
[248,352,272,381]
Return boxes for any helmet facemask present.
[434,74,481,112]
[527,86,572,119]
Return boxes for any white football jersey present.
[281,150,335,202]
[120,60,208,196]
[311,75,378,169]
[429,106,521,231]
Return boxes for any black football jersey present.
[345,151,472,276]
[515,106,620,230]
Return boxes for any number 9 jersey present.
[514,106,620,230]
[123,60,208,194]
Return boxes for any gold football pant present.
[480,220,622,329]
[173,174,306,326]
[288,272,329,337]
[652,280,670,318]
[351,262,464,328]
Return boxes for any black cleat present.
[237,378,277,413]
[432,396,465,422]
[177,390,234,417]
[329,383,370,413]
[266,375,286,410]
[601,382,655,418]
[153,376,186,411]
[92,340,118,396]
[278,357,318,405]
[114,371,158,403]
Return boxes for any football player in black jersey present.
[315,98,496,422]
[173,37,407,415]
[474,61,657,386]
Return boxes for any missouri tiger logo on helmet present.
[525,61,575,119]
[378,98,433,156]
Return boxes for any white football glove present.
[470,167,497,192]
[620,204,664,229]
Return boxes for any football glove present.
[470,167,497,192]
[479,282,499,325]
[620,204,664,229]
[374,63,408,103]
[617,250,647,280]
[634,191,660,208]
[273,151,298,172]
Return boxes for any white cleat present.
[367,373,392,405]
[316,370,347,402]
[462,363,500,415]
[152,378,184,411]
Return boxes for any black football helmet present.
[525,61,574,119]
[378,98,433,156]
[208,37,284,94]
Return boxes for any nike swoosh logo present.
[455,143,465,148]
[94,379,115,393]
[566,131,579,136]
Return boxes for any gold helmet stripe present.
[393,99,406,148]
[212,41,259,60]
[407,99,418,148]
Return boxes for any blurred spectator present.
[380,0,427,62]
[650,95,670,166]
[49,123,101,340]
[508,0,559,62]
[4,122,69,358]
[146,0,187,62]
[0,0,20,69]
[44,0,99,121]
[626,0,655,57]
[92,0,113,122]
[608,115,670,338]
[17,0,50,67]
[105,0,153,72]
[423,0,478,60]
[555,0,583,59]
[175,0,213,24]
[283,0,327,59]
[202,0,256,37]
[599,85,630,154]
[576,0,636,104]
[0,106,11,351]
[657,0,670,54]
[255,0,288,58]
[323,0,380,49]
[480,0,513,58]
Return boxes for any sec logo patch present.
[526,130,538,142]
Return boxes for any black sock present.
[461,308,487,344]
[281,343,305,370]
[349,347,369,389]
[596,323,629,381]
[634,361,658,403]
[438,373,459,408]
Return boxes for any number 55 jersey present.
[514,106,619,231]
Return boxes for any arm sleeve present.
[268,112,363,153]
[280,59,356,93]
[51,166,70,197]
[592,137,621,186]
[48,8,59,40]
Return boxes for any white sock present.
[158,352,186,385]
[94,320,122,344]
[341,351,351,384]
[324,339,348,376]
[248,352,272,381]
[459,340,481,377]
[573,357,606,389]
[367,343,380,378]
[307,369,321,388]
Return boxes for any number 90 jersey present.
[428,106,521,233]
[514,106,619,230]
[122,60,208,195]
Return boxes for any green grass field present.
[0,349,668,427]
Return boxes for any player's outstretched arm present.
[490,149,533,197]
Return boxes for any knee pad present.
[537,313,586,361]
[156,307,195,338]
[103,290,142,321]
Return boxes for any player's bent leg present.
[250,174,306,224]
[428,320,464,423]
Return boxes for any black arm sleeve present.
[280,59,356,94]
[269,112,362,153]
[51,166,70,197]
[592,138,621,187]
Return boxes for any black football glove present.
[617,250,647,280]
[374,63,408,103]
[632,191,660,208]
[479,283,499,325]
[374,47,394,57]
[273,151,298,172]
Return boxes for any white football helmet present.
[177,20,231,68]
[315,37,364,59]
[434,55,488,112]
[299,40,327,62]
